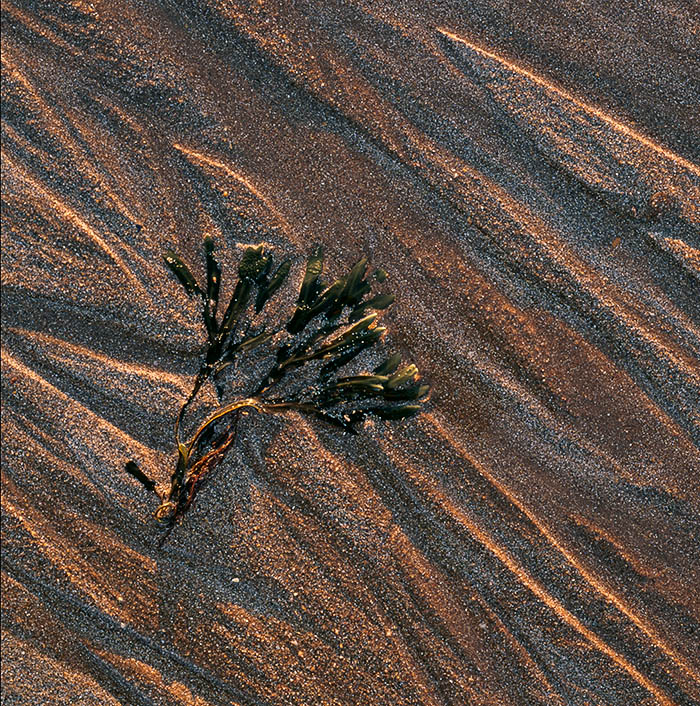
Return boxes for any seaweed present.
[126,238,428,543]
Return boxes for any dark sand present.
[2,2,700,704]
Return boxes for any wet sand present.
[2,2,699,704]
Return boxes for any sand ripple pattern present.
[2,2,699,705]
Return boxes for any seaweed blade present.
[164,251,202,297]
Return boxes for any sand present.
[2,1,699,705]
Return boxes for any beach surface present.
[2,2,700,704]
